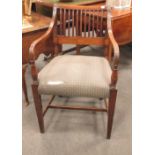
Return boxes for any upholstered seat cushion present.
[38,55,112,98]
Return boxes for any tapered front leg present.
[32,83,44,133]
[107,89,117,139]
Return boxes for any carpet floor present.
[22,44,132,155]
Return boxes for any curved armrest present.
[29,18,55,81]
[107,9,120,87]
[29,19,55,63]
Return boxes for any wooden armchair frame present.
[29,4,119,139]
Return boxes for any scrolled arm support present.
[107,8,120,87]
[29,19,55,81]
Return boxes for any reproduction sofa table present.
[34,0,105,7]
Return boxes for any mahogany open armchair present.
[29,4,119,139]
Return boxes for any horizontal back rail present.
[55,36,109,45]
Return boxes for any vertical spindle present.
[92,9,95,37]
[63,9,66,36]
[76,9,79,36]
[80,9,82,36]
[88,10,91,37]
[84,10,87,37]
[72,10,74,36]
[68,9,70,36]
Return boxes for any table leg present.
[22,65,29,106]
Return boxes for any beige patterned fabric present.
[38,55,112,98]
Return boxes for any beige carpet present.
[22,44,132,155]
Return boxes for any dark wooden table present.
[22,12,52,105]
[35,0,105,7]
[111,8,132,45]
